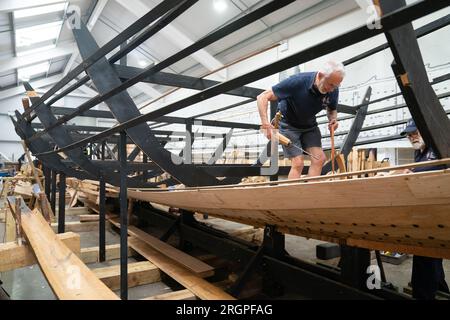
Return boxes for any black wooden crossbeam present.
[23,0,182,118]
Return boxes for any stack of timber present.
[109,218,235,300]
[347,148,390,174]
[67,178,118,211]
[128,159,450,260]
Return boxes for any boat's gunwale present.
[128,168,450,195]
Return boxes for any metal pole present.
[99,174,106,262]
[99,140,107,262]
[119,131,128,300]
[143,153,148,183]
[101,141,106,160]
[50,170,57,214]
[44,166,51,199]
[57,172,66,234]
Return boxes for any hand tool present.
[269,112,320,161]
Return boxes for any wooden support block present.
[79,215,99,222]
[14,197,23,245]
[110,219,214,278]
[92,261,161,291]
[129,237,235,300]
[141,280,231,300]
[52,221,99,233]
[5,209,16,243]
[0,232,80,273]
[58,207,92,216]
[80,244,135,264]
[142,289,198,300]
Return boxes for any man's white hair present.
[320,60,345,77]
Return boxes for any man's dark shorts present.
[279,121,322,158]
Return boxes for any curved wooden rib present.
[129,170,450,259]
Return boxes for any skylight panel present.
[18,61,50,81]
[16,21,63,48]
[13,2,67,19]
[16,44,57,57]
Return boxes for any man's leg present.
[288,155,304,179]
[301,126,326,177]
[306,147,326,177]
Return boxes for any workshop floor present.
[1,210,449,300]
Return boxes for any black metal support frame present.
[119,131,128,300]
[57,172,66,234]
[50,170,57,214]
[99,175,106,262]
[134,204,410,300]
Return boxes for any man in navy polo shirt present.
[257,61,345,179]
[401,119,449,300]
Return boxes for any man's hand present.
[328,119,339,131]
[260,123,275,139]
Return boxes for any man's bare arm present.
[257,89,278,139]
[257,89,278,125]
[326,107,339,131]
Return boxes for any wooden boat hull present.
[129,170,450,259]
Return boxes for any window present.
[15,21,63,48]
[13,3,67,19]
[18,61,50,81]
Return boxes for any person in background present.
[401,118,449,300]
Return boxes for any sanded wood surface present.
[7,197,118,300]
[128,169,450,258]
[80,244,134,264]
[129,237,235,300]
[109,218,214,278]
[92,261,160,290]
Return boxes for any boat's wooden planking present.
[128,170,450,258]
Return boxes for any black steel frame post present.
[160,215,182,242]
[57,172,66,233]
[43,166,51,199]
[99,174,106,262]
[178,210,196,250]
[142,153,148,184]
[50,170,57,214]
[263,225,286,259]
[228,225,285,297]
[339,245,371,291]
[119,131,128,300]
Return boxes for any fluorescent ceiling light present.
[16,44,57,57]
[16,21,63,47]
[213,0,228,12]
[13,2,67,19]
[18,61,50,81]
[138,60,148,67]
